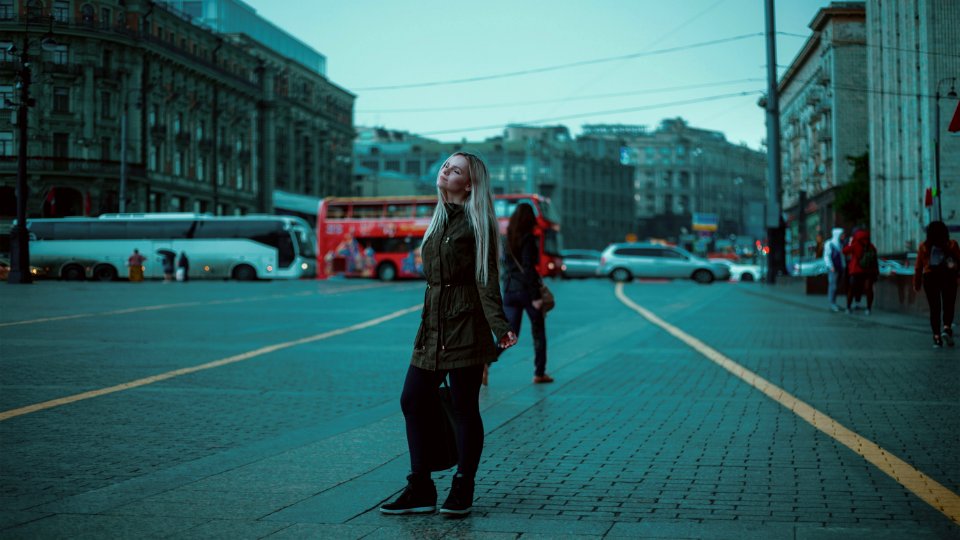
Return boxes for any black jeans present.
[923,271,958,335]
[400,364,484,479]
[501,289,548,376]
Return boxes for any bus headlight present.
[547,261,556,270]
[301,262,309,270]
[266,265,274,272]
[203,265,211,272]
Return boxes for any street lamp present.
[1,27,58,284]
[935,77,958,221]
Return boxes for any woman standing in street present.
[491,203,551,385]
[380,152,517,517]
[913,220,960,347]
[842,228,879,314]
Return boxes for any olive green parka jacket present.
[410,203,512,370]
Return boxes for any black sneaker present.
[380,474,437,515]
[943,329,955,347]
[440,474,474,516]
[933,335,943,348]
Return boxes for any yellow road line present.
[0,304,421,422]
[0,282,390,328]
[615,283,960,525]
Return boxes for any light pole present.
[935,77,957,221]
[2,24,58,284]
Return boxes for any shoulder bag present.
[510,253,555,314]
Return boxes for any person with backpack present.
[823,227,846,312]
[913,221,960,348]
[842,228,879,315]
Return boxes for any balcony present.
[0,156,145,177]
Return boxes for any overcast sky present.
[242,0,835,149]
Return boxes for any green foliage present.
[835,152,870,226]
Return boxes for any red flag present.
[950,101,960,132]
[925,187,933,207]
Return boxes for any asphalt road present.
[0,277,957,539]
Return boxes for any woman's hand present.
[532,299,544,311]
[498,331,518,349]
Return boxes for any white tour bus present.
[24,213,316,281]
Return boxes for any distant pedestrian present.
[161,251,175,281]
[176,252,189,282]
[380,152,517,518]
[127,249,146,282]
[823,227,845,312]
[842,228,879,315]
[913,221,960,348]
[492,202,551,385]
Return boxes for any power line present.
[355,33,770,92]
[357,78,765,113]
[417,91,762,136]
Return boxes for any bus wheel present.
[62,265,85,281]
[232,264,257,281]
[93,265,117,282]
[377,262,397,282]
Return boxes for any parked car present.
[597,243,730,284]
[708,258,763,282]
[790,259,827,276]
[560,249,602,278]
[879,259,914,276]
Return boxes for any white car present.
[708,259,763,282]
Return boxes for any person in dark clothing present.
[842,228,878,314]
[380,152,517,518]
[913,220,960,347]
[491,203,551,385]
[177,252,190,282]
[161,252,175,281]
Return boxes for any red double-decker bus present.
[316,193,562,281]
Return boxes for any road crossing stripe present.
[0,304,421,422]
[615,283,960,525]
[0,282,390,328]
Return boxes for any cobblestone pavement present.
[0,278,956,539]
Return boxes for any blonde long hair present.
[422,152,498,284]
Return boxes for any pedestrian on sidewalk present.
[176,252,190,282]
[161,251,175,281]
[380,152,517,518]
[127,248,146,282]
[823,227,846,312]
[913,220,960,347]
[489,202,552,385]
[843,228,879,315]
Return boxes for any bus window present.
[277,231,295,268]
[352,205,383,219]
[326,205,347,219]
[28,221,57,239]
[414,203,435,218]
[196,221,240,239]
[386,204,412,218]
[53,221,92,239]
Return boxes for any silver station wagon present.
[597,243,731,284]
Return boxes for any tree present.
[835,152,869,226]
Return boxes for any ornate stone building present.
[0,0,353,228]
[777,2,867,259]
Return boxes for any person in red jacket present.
[913,220,960,347]
[842,228,879,315]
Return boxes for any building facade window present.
[51,44,69,65]
[52,0,70,22]
[236,166,244,190]
[100,91,112,119]
[0,131,12,156]
[217,162,224,186]
[196,157,204,181]
[0,0,13,20]
[0,85,12,108]
[100,136,110,160]
[53,133,69,158]
[53,87,69,112]
[173,150,182,175]
[148,145,157,171]
[100,6,111,29]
